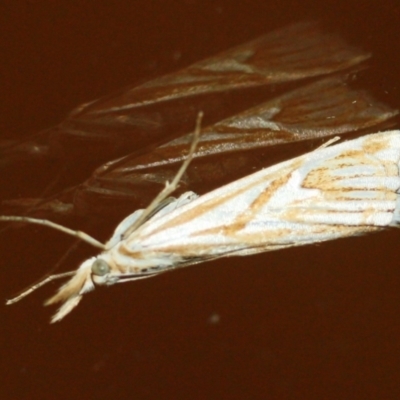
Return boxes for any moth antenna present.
[122,111,203,237]
[0,216,106,250]
[5,271,75,304]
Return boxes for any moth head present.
[44,256,151,322]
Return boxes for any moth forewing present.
[117,131,400,262]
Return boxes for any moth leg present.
[0,216,106,249]
[122,111,203,235]
[315,136,341,150]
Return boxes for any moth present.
[2,128,400,322]
[1,22,399,322]
[2,22,397,220]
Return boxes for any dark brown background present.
[1,1,400,399]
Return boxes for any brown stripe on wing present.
[146,223,381,259]
[141,157,302,239]
[361,134,392,154]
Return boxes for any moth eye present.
[91,259,110,276]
